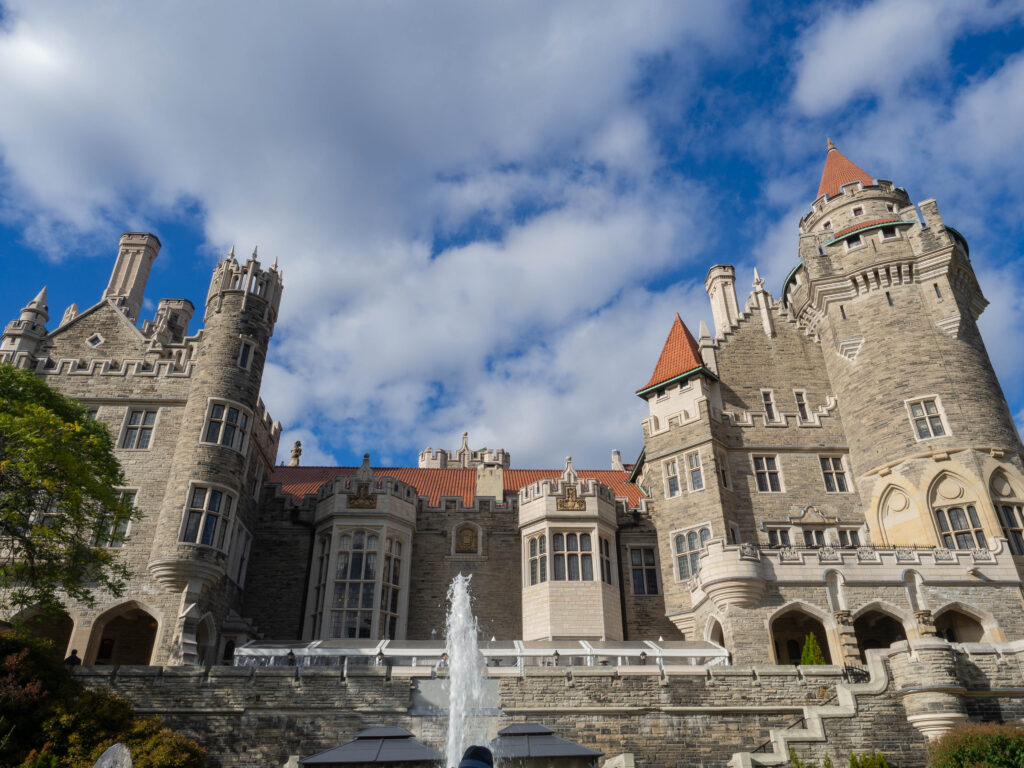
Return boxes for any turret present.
[147,245,284,642]
[704,265,739,338]
[786,140,1022,551]
[103,233,161,323]
[142,298,195,344]
[0,286,49,363]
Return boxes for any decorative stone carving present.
[556,486,586,511]
[915,609,938,637]
[932,548,955,562]
[937,477,964,501]
[817,546,840,563]
[738,542,759,560]
[856,547,879,562]
[348,482,377,509]
[455,525,478,554]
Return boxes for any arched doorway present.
[708,619,725,648]
[853,610,908,661]
[88,603,158,665]
[935,609,985,643]
[22,611,74,660]
[195,616,215,666]
[771,608,832,664]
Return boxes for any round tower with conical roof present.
[785,140,1023,550]
[0,287,49,364]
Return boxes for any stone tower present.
[785,140,1023,548]
[147,246,283,662]
[103,232,162,323]
[0,286,49,361]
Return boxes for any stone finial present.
[826,137,836,152]
[611,450,624,472]
[227,244,236,261]
[272,254,279,270]
[356,452,374,483]
[562,456,578,483]
[752,267,765,290]
[698,319,711,340]
[288,440,302,467]
[60,303,79,327]
[252,245,258,260]
[460,432,469,450]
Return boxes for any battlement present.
[206,246,283,322]
[418,431,511,469]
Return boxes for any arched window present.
[675,526,711,579]
[991,472,1024,555]
[934,505,986,550]
[528,535,547,585]
[331,530,379,639]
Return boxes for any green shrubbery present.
[927,722,1024,768]
[0,633,204,767]
[800,633,827,665]
[789,749,889,768]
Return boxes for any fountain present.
[444,573,489,768]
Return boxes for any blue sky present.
[1,0,1023,469]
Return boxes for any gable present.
[43,301,149,360]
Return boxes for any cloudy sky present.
[1,1,1023,469]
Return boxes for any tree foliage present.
[0,633,204,768]
[0,364,135,615]
[800,632,827,665]
[927,722,1024,768]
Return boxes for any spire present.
[29,286,47,309]
[636,313,705,394]
[227,244,235,261]
[753,267,765,290]
[698,319,711,340]
[561,456,578,483]
[272,254,279,271]
[817,139,874,199]
[251,245,258,260]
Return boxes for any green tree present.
[800,632,827,665]
[0,364,135,615]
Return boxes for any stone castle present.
[4,142,1024,765]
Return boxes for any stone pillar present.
[833,610,861,666]
[915,609,939,638]
[889,639,968,741]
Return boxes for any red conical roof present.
[636,313,705,394]
[817,138,873,199]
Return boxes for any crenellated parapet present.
[418,431,511,469]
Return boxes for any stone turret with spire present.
[0,286,49,364]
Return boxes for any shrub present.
[0,633,204,768]
[800,633,827,665]
[788,749,888,768]
[927,722,1024,768]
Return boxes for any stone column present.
[833,610,861,666]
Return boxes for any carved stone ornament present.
[738,542,759,559]
[833,609,853,626]
[455,525,478,554]
[348,482,377,509]
[915,609,938,636]
[556,485,587,511]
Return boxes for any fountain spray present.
[444,573,489,767]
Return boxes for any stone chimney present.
[611,450,624,471]
[103,232,161,323]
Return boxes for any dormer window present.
[852,206,864,217]
[880,226,897,240]
[846,234,863,250]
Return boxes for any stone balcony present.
[689,538,1021,610]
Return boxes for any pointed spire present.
[753,267,765,290]
[826,137,836,152]
[29,286,47,309]
[60,303,79,327]
[227,244,235,260]
[817,139,873,199]
[698,319,711,340]
[251,245,258,260]
[637,313,705,394]
[272,254,279,270]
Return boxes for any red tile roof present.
[636,313,703,394]
[832,218,901,239]
[269,465,643,507]
[817,139,874,199]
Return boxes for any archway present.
[935,609,985,643]
[853,610,908,661]
[22,611,74,660]
[195,615,215,666]
[708,619,725,648]
[88,603,158,665]
[771,608,832,664]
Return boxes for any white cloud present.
[791,0,1024,116]
[0,1,742,467]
